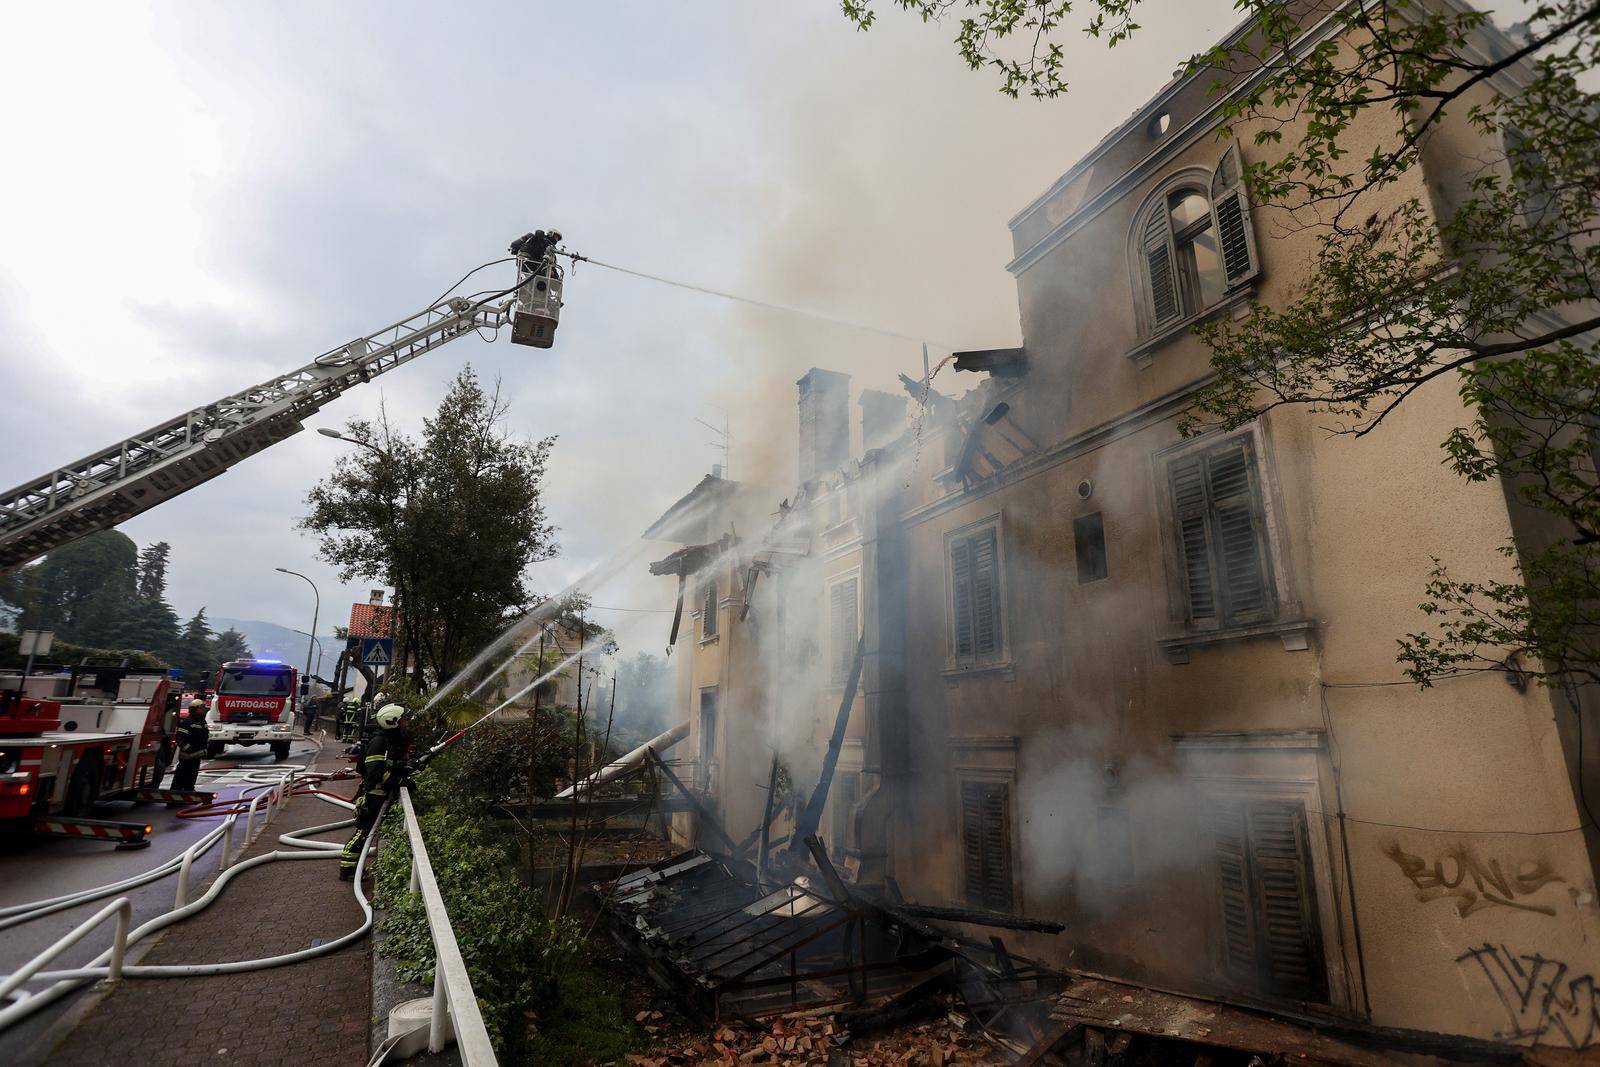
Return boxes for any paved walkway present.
[42,749,371,1067]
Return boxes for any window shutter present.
[1143,207,1180,329]
[1211,143,1259,286]
[951,538,975,657]
[971,529,1001,656]
[1208,799,1258,986]
[830,578,858,683]
[702,579,718,637]
[1246,801,1327,1000]
[1169,455,1217,622]
[961,781,986,903]
[961,780,1013,911]
[1205,442,1272,624]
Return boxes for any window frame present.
[826,570,862,687]
[697,686,719,793]
[1127,145,1259,342]
[700,576,719,640]
[1155,425,1295,638]
[957,775,1016,913]
[1177,730,1347,1010]
[943,513,1010,672]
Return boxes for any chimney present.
[369,589,385,606]
[796,368,850,483]
[859,390,907,453]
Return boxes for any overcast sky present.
[0,1,1235,658]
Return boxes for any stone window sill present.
[698,634,720,648]
[1158,618,1313,665]
[942,661,1016,685]
[1126,286,1255,370]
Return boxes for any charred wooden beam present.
[802,833,854,904]
[953,346,1027,378]
[891,902,1065,933]
[833,965,954,1040]
[790,636,865,854]
[1015,1020,1083,1067]
[645,747,739,855]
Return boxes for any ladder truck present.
[0,665,191,848]
[0,230,568,574]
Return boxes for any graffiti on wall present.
[1383,842,1563,917]
[1457,943,1600,1049]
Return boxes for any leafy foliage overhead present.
[850,0,1600,690]
[301,365,558,686]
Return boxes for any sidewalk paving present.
[42,749,372,1067]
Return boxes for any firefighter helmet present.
[189,698,206,710]
[374,703,406,730]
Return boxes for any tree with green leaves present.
[301,365,559,686]
[211,626,253,665]
[850,1,1600,690]
[176,608,216,682]
[136,541,172,601]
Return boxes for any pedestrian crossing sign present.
[360,638,394,667]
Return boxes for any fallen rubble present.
[598,843,1566,1067]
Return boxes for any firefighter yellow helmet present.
[189,698,206,710]
[374,703,406,730]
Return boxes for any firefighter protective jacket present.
[359,728,410,800]
[176,717,209,761]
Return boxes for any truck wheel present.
[271,742,290,761]
[207,742,225,758]
[64,754,102,817]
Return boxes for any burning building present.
[639,6,1600,1054]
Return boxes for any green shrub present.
[372,769,630,1063]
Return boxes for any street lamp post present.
[275,567,320,697]
[292,629,325,675]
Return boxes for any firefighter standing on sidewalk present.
[172,699,210,791]
[338,702,411,881]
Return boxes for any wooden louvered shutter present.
[951,538,975,658]
[1169,454,1218,623]
[1210,143,1259,286]
[1209,799,1258,986]
[971,529,1000,656]
[1143,205,1181,329]
[1206,441,1273,625]
[1247,801,1327,1001]
[961,781,1013,911]
[830,578,857,683]
[702,579,718,637]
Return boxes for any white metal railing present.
[399,787,498,1065]
[0,897,131,1003]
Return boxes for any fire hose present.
[0,752,386,1034]
[0,681,533,1033]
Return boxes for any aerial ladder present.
[0,230,567,575]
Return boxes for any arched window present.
[1136,144,1259,334]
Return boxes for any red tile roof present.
[347,602,396,639]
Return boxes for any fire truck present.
[0,666,185,846]
[204,658,299,761]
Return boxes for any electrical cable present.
[559,249,955,350]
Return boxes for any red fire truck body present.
[0,668,179,825]
[205,659,298,761]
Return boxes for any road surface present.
[0,738,324,1066]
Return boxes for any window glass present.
[1169,191,1211,229]
[1189,227,1229,308]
